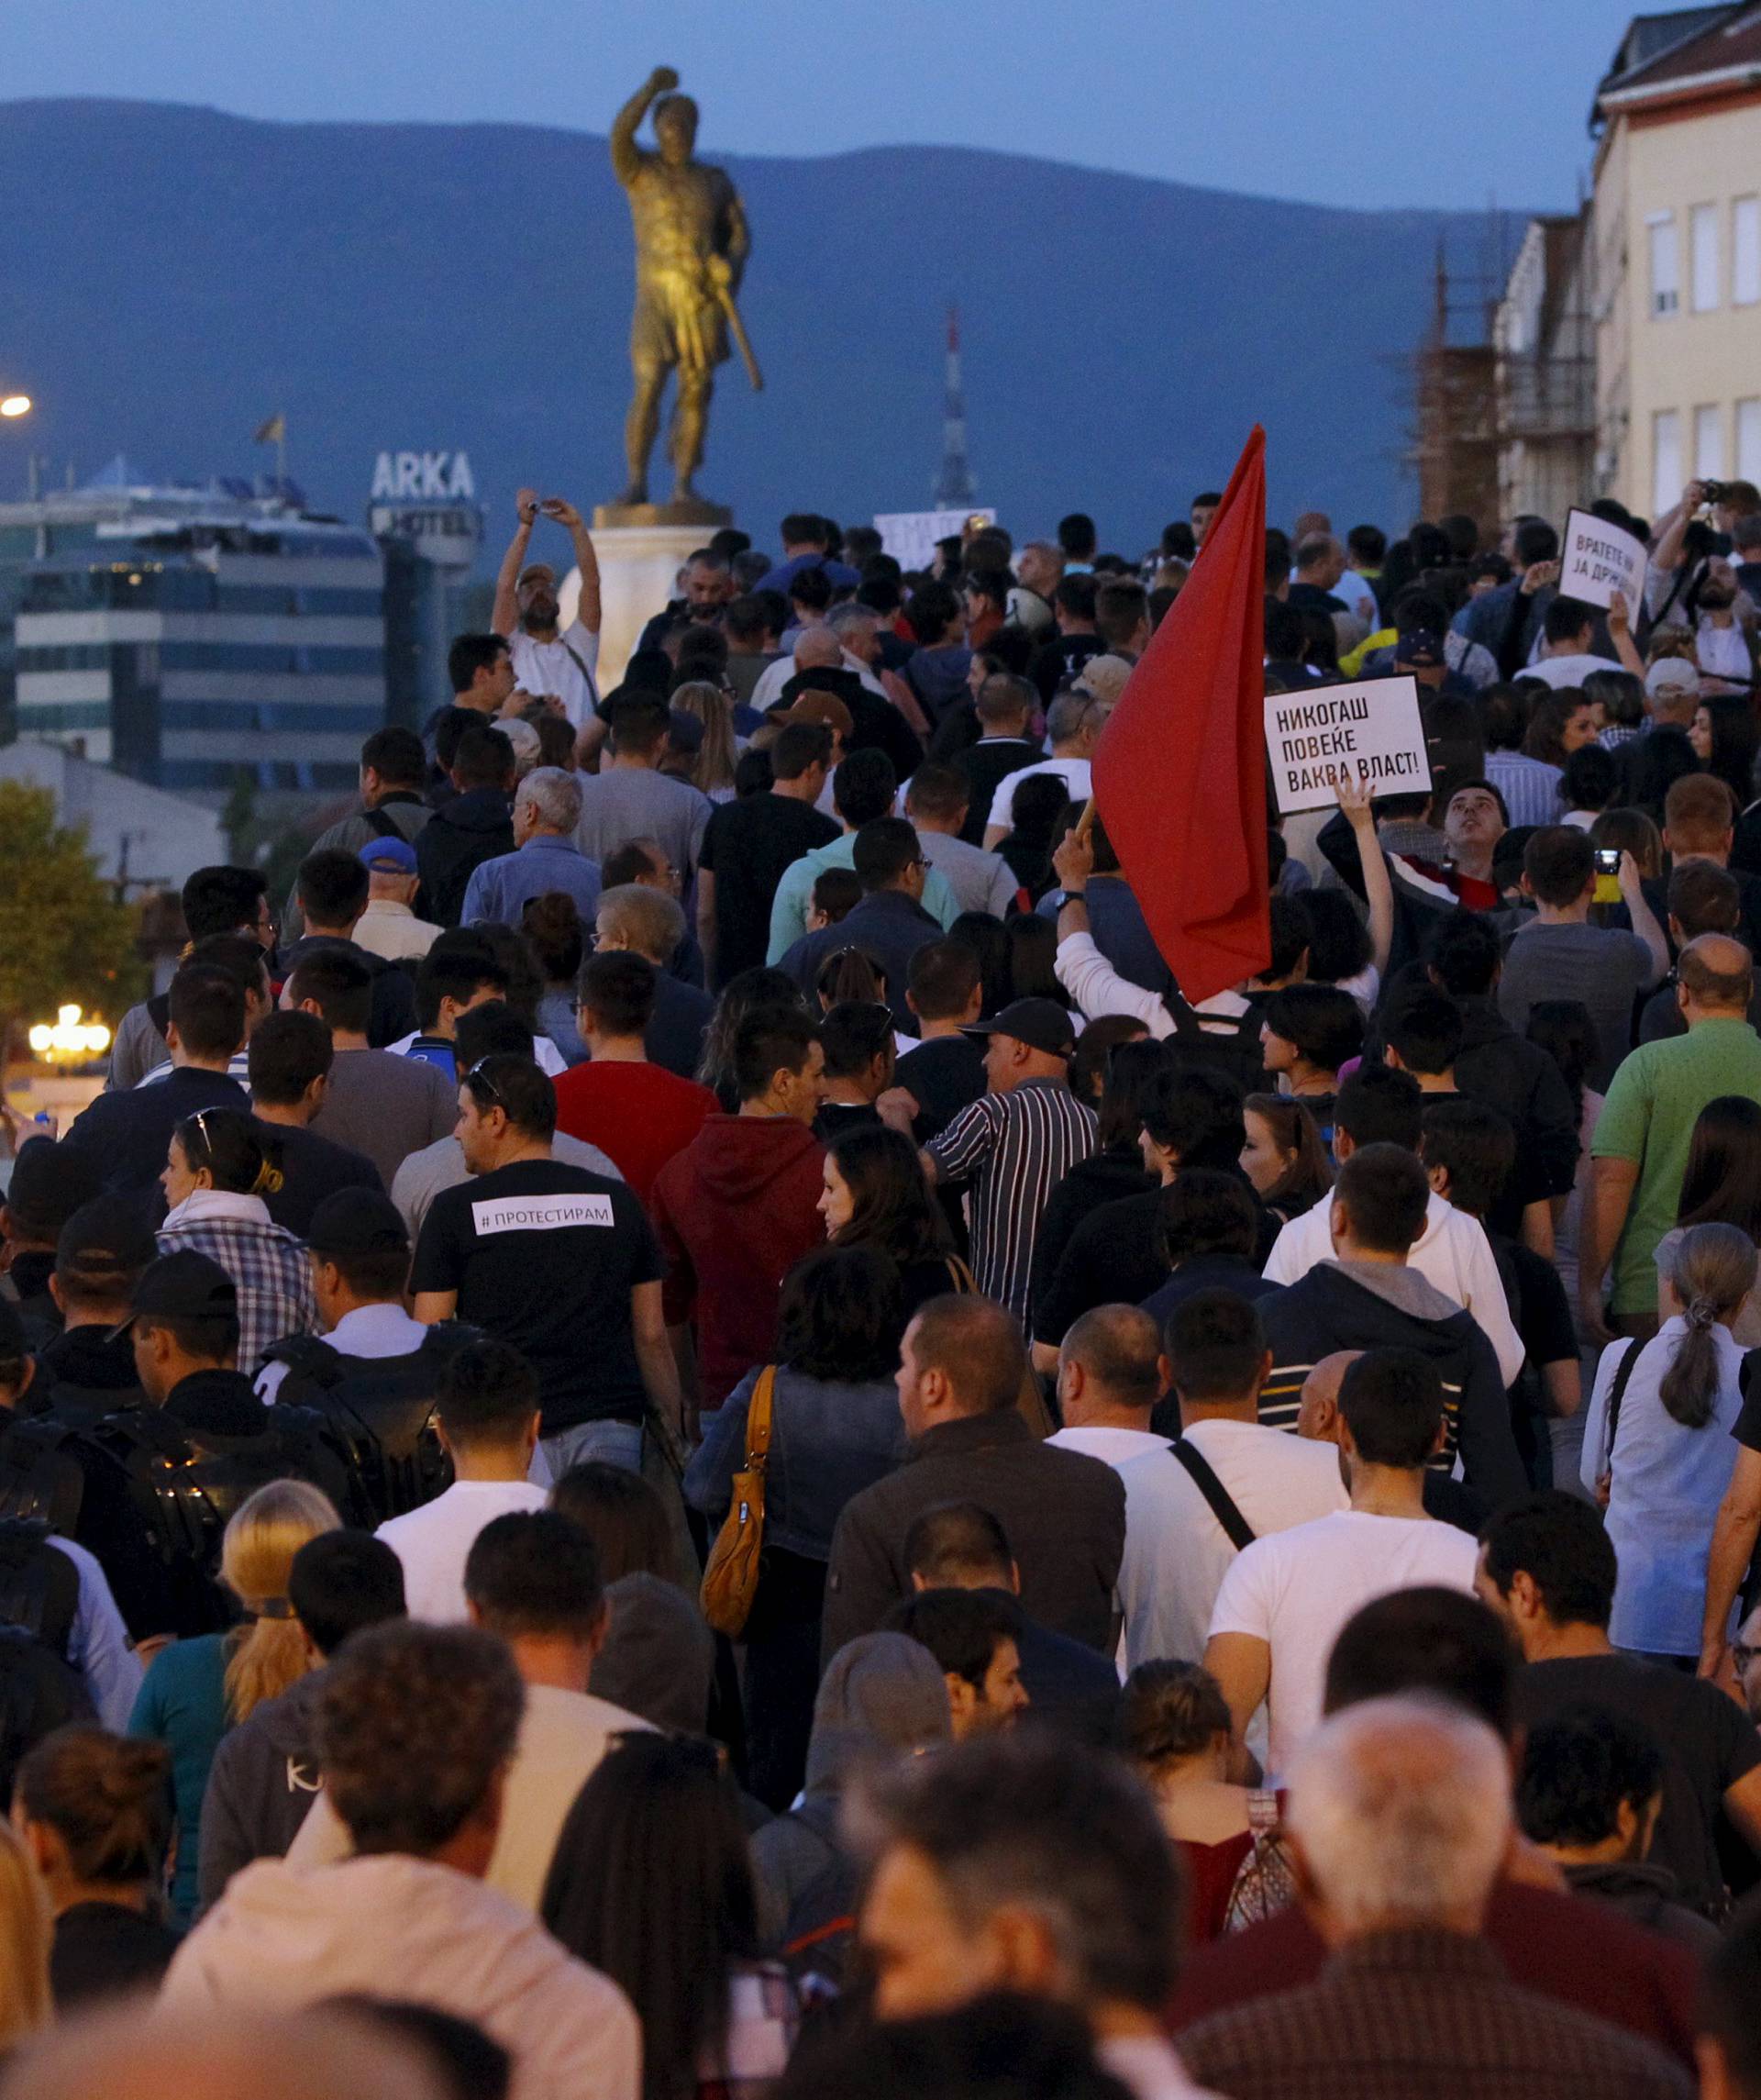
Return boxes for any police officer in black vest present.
[257,1188,467,1528]
[60,1253,350,1643]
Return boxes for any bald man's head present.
[793,626,843,672]
[1678,931,1754,1013]
[1298,1350,1363,1442]
[5,2006,449,2100]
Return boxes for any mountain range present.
[0,98,1528,553]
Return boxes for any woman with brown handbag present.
[684,1246,907,1809]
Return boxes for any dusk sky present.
[5,0,1636,212]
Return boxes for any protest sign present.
[1265,676,1430,815]
[1559,507,1647,612]
[873,507,996,569]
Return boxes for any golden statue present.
[605,66,758,519]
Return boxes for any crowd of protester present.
[4,480,1761,2096]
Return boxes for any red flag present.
[1090,427,1269,1005]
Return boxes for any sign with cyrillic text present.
[1559,507,1647,613]
[471,1194,615,1235]
[873,508,997,570]
[1265,676,1430,815]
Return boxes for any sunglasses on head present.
[461,1060,507,1112]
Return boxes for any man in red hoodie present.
[650,1003,825,1413]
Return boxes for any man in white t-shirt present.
[981,687,1108,848]
[1523,595,1616,691]
[375,1336,550,1621]
[1115,1289,1346,1671]
[1203,1346,1478,1778]
[493,491,604,730]
[288,1509,653,1912]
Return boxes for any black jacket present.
[1259,1261,1527,1513]
[415,787,515,928]
[775,668,923,783]
[781,891,944,1030]
[822,1410,1125,1662]
[61,1065,250,1195]
[1452,995,1581,1205]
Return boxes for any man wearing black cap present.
[0,1138,103,1348]
[880,996,1097,1325]
[58,1252,348,1640]
[26,1195,155,1425]
[257,1188,465,1527]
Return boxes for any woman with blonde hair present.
[1584,1222,1756,1663]
[669,680,740,802]
[157,1107,316,1371]
[0,1818,51,2054]
[128,1479,341,1927]
[15,1726,178,2008]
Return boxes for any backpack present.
[1222,1788,1298,1933]
[1159,990,1268,1094]
[0,1517,80,1659]
[258,1326,472,1527]
[776,1802,858,2005]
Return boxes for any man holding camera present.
[491,491,604,729]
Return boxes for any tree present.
[0,782,142,1067]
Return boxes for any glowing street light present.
[28,1005,111,1062]
[0,396,30,419]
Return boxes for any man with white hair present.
[352,838,443,962]
[460,767,602,928]
[982,686,1108,848]
[1178,1694,1689,2100]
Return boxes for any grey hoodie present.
[749,1631,950,1946]
[196,1666,329,1916]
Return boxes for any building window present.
[1649,213,1679,316]
[1739,399,1761,484]
[1695,405,1724,482]
[1690,204,1720,310]
[1736,198,1761,306]
[1654,409,1683,515]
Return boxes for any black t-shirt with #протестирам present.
[410,1159,665,1434]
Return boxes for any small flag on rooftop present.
[254,413,286,445]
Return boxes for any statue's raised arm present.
[609,65,678,187]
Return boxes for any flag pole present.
[276,416,287,501]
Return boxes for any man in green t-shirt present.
[1584,932,1761,1341]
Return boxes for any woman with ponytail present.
[158,1106,316,1372]
[16,1727,179,2007]
[1590,1221,1756,1664]
[128,1481,341,1928]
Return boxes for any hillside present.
[0,98,1523,547]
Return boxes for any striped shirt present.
[928,1079,1098,1322]
[1484,750,1564,829]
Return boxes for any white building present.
[1591,6,1761,518]
[0,739,224,894]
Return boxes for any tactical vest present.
[84,1403,339,1570]
[257,1325,476,1528]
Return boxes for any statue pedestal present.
[559,518,722,693]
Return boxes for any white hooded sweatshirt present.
[161,1852,640,2100]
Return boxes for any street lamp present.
[0,396,29,419]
